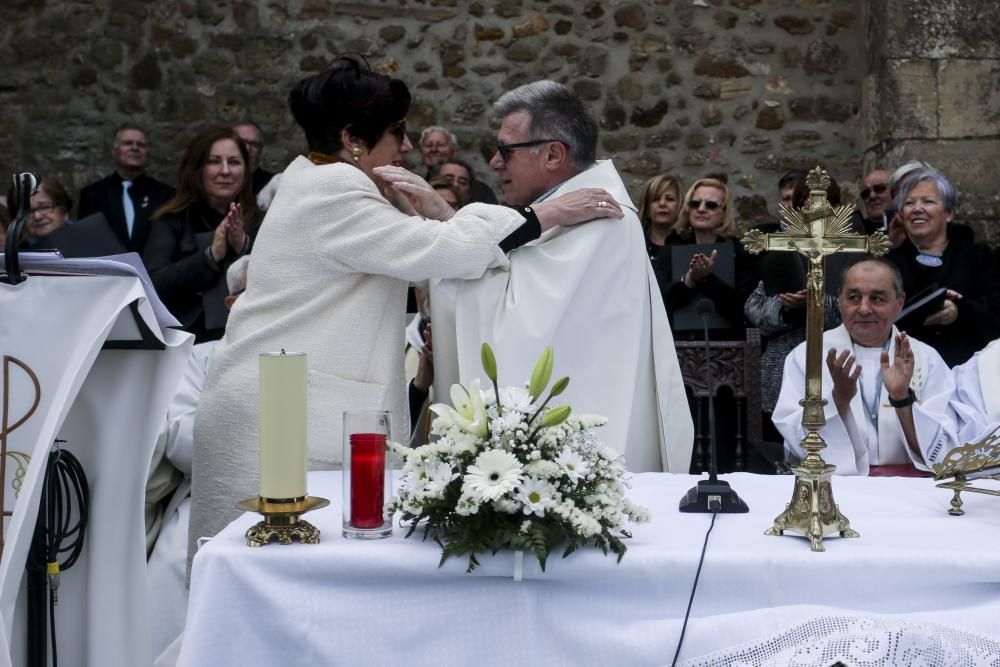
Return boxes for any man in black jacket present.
[77,124,174,257]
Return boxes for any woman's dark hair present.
[153,125,259,229]
[288,55,412,154]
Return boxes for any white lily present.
[430,378,489,437]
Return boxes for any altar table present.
[179,472,1000,666]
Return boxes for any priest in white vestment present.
[773,258,960,475]
[431,81,693,472]
[951,336,1000,443]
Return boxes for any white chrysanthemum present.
[498,386,534,412]
[523,459,562,479]
[423,461,459,496]
[517,477,555,517]
[491,412,527,434]
[463,450,523,501]
[556,448,590,483]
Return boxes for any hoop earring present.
[351,147,362,162]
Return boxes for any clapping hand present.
[683,250,718,288]
[882,333,915,403]
[224,202,246,254]
[778,289,808,311]
[826,347,861,415]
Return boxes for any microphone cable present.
[670,509,718,667]
[25,443,90,667]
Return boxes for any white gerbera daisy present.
[463,450,523,501]
[555,448,590,483]
[517,477,554,517]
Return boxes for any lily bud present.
[550,376,570,397]
[528,347,554,400]
[538,405,571,429]
[481,343,498,382]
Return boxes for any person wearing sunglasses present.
[189,59,622,565]
[858,170,893,233]
[425,79,694,475]
[651,177,755,342]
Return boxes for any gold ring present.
[598,200,607,208]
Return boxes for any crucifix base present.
[765,459,859,552]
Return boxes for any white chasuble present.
[951,337,1000,443]
[773,324,960,475]
[431,160,693,472]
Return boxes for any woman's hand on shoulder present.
[532,188,624,232]
[372,165,452,221]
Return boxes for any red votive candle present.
[350,433,386,529]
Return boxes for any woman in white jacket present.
[188,56,621,561]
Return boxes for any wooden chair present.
[675,328,780,473]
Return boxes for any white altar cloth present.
[180,472,1000,666]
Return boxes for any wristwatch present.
[888,387,916,408]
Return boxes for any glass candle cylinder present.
[258,351,307,501]
[342,410,392,539]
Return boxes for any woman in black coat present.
[145,125,262,342]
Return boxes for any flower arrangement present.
[387,344,650,572]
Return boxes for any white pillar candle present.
[259,351,307,500]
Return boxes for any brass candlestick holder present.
[742,166,890,551]
[932,425,1000,516]
[237,495,330,547]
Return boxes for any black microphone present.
[679,299,748,513]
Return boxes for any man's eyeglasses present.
[861,183,888,199]
[687,199,722,211]
[495,139,561,162]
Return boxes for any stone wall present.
[865,0,1000,243]
[3,0,978,235]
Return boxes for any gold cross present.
[741,165,890,551]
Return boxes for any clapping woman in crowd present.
[145,125,261,342]
[189,56,623,562]
[652,177,753,340]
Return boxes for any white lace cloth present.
[681,613,1000,666]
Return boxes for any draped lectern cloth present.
[431,160,693,472]
[0,267,192,667]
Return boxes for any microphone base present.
[678,478,749,514]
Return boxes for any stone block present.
[937,59,1000,138]
[803,40,847,76]
[631,100,669,127]
[700,105,722,127]
[614,3,647,29]
[882,59,938,137]
[513,13,549,38]
[885,0,1000,59]
[621,151,661,175]
[774,15,814,35]
[755,107,784,130]
[603,133,641,153]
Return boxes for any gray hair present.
[419,126,457,148]
[889,160,932,197]
[113,123,148,144]
[492,80,598,168]
[227,255,250,296]
[841,257,904,298]
[894,167,958,214]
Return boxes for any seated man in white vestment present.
[430,81,693,472]
[144,257,248,662]
[950,336,1000,443]
[773,258,961,476]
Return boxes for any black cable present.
[670,510,718,667]
[25,445,89,667]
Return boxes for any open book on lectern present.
[1,251,179,349]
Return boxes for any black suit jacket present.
[77,172,174,255]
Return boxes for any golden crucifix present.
[742,166,891,551]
